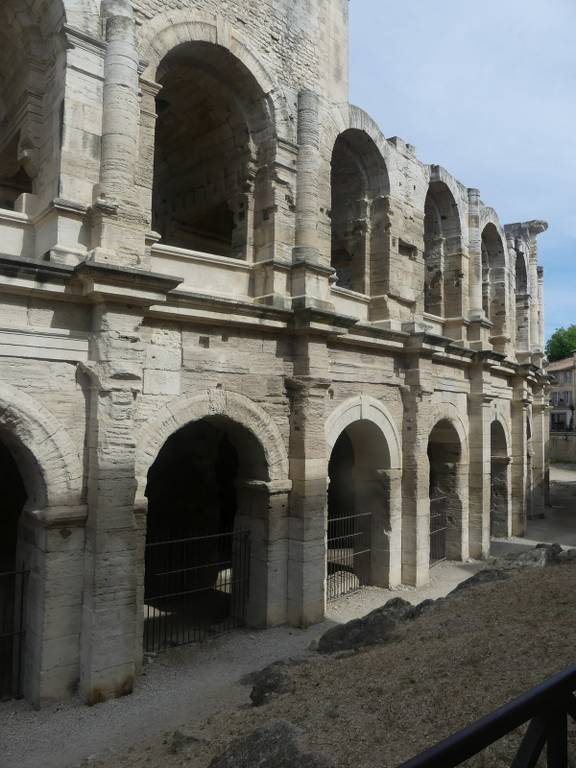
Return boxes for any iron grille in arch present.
[143,529,250,653]
[430,496,448,566]
[326,510,372,600]
[0,569,28,701]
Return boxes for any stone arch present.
[329,127,390,293]
[491,411,512,455]
[138,10,293,144]
[480,213,510,351]
[326,395,402,469]
[423,172,465,319]
[428,404,469,465]
[136,389,290,501]
[137,390,291,638]
[427,410,468,564]
[323,105,396,193]
[325,395,403,592]
[429,166,467,231]
[0,382,82,510]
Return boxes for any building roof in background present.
[548,356,576,372]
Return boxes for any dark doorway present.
[144,418,258,651]
[0,438,28,700]
[327,421,391,600]
[490,422,509,537]
[428,420,463,566]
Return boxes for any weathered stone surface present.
[208,721,336,768]
[499,543,563,569]
[448,569,511,596]
[250,662,293,707]
[317,598,414,654]
[0,0,548,707]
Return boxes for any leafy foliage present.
[546,325,576,362]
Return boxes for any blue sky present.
[349,0,576,340]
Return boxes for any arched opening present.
[327,420,392,599]
[423,181,462,318]
[0,10,34,211]
[144,416,268,650]
[515,250,530,354]
[490,421,510,538]
[0,437,28,700]
[330,129,389,293]
[428,420,463,565]
[482,224,508,348]
[151,42,275,260]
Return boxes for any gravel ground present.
[59,563,576,768]
[0,561,485,768]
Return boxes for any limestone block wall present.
[550,434,576,463]
[0,0,551,708]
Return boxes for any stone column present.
[527,221,548,364]
[91,0,143,266]
[401,349,434,586]
[511,376,530,535]
[291,90,333,310]
[467,188,483,321]
[467,188,491,349]
[537,266,545,353]
[98,0,139,203]
[531,385,548,519]
[286,373,331,627]
[294,90,321,261]
[79,304,144,703]
[235,479,292,628]
[356,467,402,588]
[20,504,87,704]
[468,358,492,558]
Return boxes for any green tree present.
[546,325,576,362]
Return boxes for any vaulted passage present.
[0,7,33,211]
[327,420,392,599]
[428,420,463,565]
[515,251,530,355]
[0,438,27,700]
[330,129,389,293]
[152,42,275,259]
[144,417,268,650]
[423,181,462,319]
[482,224,507,350]
[490,422,510,537]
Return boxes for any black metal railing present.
[430,496,447,566]
[0,569,28,700]
[399,665,576,767]
[143,529,250,653]
[327,510,372,600]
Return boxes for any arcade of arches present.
[0,0,549,708]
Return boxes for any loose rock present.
[208,720,335,768]
[317,597,413,653]
[249,662,293,706]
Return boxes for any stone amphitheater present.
[0,0,548,706]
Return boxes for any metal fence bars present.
[143,529,250,653]
[0,569,28,700]
[399,664,576,768]
[326,510,372,600]
[429,496,447,566]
